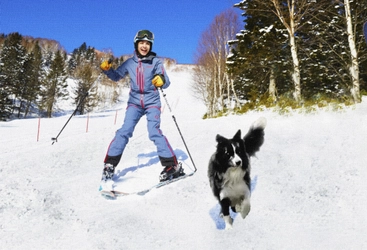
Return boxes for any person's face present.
[137,40,151,56]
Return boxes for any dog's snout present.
[236,160,242,166]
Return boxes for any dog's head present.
[215,130,247,169]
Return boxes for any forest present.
[0,33,128,120]
[1,0,366,120]
[193,0,367,117]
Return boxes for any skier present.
[99,30,184,192]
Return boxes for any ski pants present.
[104,105,177,167]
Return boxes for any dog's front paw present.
[239,199,251,219]
[223,215,233,230]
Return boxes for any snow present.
[259,25,274,33]
[1,65,367,249]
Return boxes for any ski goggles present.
[135,30,154,40]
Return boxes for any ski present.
[100,171,195,200]
[364,21,367,45]
[100,190,117,200]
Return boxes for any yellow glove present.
[100,60,112,71]
[152,74,165,88]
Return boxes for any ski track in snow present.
[1,65,367,249]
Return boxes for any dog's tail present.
[244,117,267,157]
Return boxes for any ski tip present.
[137,189,150,196]
[112,190,131,197]
[100,191,116,200]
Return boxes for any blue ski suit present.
[102,52,177,167]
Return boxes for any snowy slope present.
[1,64,367,250]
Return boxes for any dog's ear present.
[233,129,241,140]
[216,134,228,153]
[216,134,225,143]
[215,135,229,156]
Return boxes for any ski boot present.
[99,163,115,192]
[159,162,184,182]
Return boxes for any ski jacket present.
[103,52,170,109]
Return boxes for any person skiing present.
[99,30,184,192]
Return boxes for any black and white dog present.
[208,117,266,229]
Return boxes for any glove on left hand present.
[152,74,165,88]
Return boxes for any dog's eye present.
[224,150,231,158]
[226,152,234,160]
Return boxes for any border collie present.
[208,117,266,229]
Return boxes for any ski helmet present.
[134,30,154,52]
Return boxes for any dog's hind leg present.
[220,198,233,229]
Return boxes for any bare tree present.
[268,0,318,102]
[344,0,360,103]
[193,9,241,117]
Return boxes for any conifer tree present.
[41,50,68,117]
[23,42,44,117]
[68,42,96,76]
[16,54,33,118]
[0,64,12,120]
[231,0,354,105]
[0,36,13,120]
[229,0,288,105]
[73,63,99,115]
[0,33,27,115]
[71,43,99,115]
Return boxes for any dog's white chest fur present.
[219,167,250,204]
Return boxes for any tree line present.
[2,1,367,121]
[194,0,367,118]
[0,32,124,121]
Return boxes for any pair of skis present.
[100,171,195,200]
[364,21,367,45]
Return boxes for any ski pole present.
[159,87,197,172]
[51,72,102,145]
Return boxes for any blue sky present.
[1,0,242,64]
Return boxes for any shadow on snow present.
[113,148,188,181]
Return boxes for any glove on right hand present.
[100,60,112,71]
